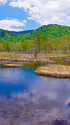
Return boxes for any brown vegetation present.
[3,64,23,68]
[0,53,55,63]
[34,64,70,78]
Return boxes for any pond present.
[0,63,70,125]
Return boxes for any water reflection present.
[0,65,70,124]
[57,59,70,66]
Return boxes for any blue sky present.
[0,0,70,31]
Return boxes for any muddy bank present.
[34,64,70,78]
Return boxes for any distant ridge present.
[0,29,34,34]
[0,29,34,39]
[18,30,34,34]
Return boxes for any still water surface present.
[0,63,70,125]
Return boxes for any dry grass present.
[0,53,55,63]
[3,64,23,68]
[34,64,70,78]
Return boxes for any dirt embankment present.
[34,64,70,78]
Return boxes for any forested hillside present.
[26,24,70,39]
[0,24,70,40]
[0,29,33,42]
[0,24,70,53]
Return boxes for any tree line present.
[0,31,70,56]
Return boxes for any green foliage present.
[0,24,70,54]
[29,24,70,39]
[1,24,70,41]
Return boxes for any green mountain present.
[0,24,70,42]
[0,24,70,53]
[0,29,33,38]
[27,24,70,39]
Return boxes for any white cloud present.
[0,18,27,31]
[9,0,70,26]
[0,0,7,5]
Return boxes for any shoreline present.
[0,53,70,78]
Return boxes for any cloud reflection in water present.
[0,67,70,124]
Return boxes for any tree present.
[3,40,10,52]
[42,34,47,53]
[35,31,42,53]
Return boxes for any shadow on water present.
[23,62,47,70]
[0,62,70,124]
[56,59,70,66]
